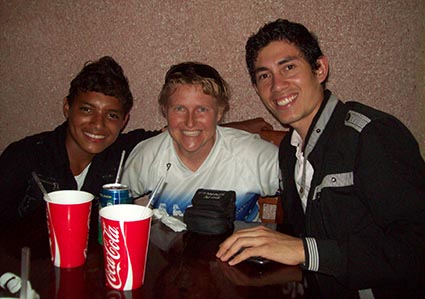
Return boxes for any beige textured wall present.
[1,0,424,156]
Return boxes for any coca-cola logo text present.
[103,223,123,289]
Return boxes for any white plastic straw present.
[145,176,165,209]
[114,150,126,184]
[20,247,30,299]
[31,172,52,202]
[143,163,171,216]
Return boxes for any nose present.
[272,73,289,93]
[90,112,105,129]
[185,111,196,128]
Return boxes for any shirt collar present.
[290,129,302,148]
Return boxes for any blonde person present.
[122,62,279,222]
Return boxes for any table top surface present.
[0,217,306,299]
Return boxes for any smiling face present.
[63,91,129,162]
[165,84,223,170]
[253,40,328,139]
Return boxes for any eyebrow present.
[107,109,125,114]
[79,101,124,114]
[277,56,298,65]
[254,56,299,75]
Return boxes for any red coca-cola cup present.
[45,190,94,268]
[100,204,153,290]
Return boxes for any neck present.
[68,154,93,176]
[293,93,326,142]
[65,140,95,176]
[293,113,315,143]
[174,138,216,172]
[179,154,206,172]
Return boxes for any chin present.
[182,146,201,153]
[85,145,109,155]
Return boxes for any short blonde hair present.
[158,62,230,116]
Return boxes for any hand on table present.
[216,225,305,266]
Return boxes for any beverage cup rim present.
[46,190,94,204]
[100,204,152,222]
[102,183,129,189]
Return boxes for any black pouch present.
[184,189,236,235]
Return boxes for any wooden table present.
[0,216,306,299]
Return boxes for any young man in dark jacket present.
[0,57,159,246]
[217,19,425,298]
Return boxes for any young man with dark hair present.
[217,19,425,298]
[0,56,158,229]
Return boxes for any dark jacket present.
[279,91,425,298]
[0,122,159,230]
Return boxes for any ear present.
[160,105,167,118]
[121,113,130,131]
[63,97,70,118]
[217,108,224,123]
[315,56,329,84]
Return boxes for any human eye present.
[174,106,186,112]
[79,106,92,113]
[197,107,208,113]
[107,112,121,120]
[256,72,270,82]
[285,64,295,71]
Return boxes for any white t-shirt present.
[74,163,91,190]
[121,126,280,221]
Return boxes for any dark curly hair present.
[66,56,133,114]
[246,19,326,86]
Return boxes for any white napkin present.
[153,208,187,232]
[0,272,40,299]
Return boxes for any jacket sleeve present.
[0,141,35,227]
[316,117,425,289]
